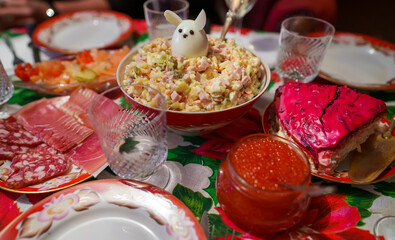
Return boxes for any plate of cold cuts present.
[0,88,108,194]
[0,179,206,240]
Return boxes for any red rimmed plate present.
[262,102,395,184]
[33,10,133,54]
[319,32,395,91]
[0,179,207,240]
[0,97,107,194]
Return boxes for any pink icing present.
[275,82,387,164]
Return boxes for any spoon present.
[348,115,395,183]
[281,183,336,197]
[219,0,242,41]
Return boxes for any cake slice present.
[273,82,388,174]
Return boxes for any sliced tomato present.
[76,50,94,64]
[36,60,65,78]
[14,63,39,81]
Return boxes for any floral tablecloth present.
[1,20,395,240]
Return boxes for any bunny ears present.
[164,9,206,30]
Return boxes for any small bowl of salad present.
[14,46,130,96]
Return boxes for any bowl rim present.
[32,10,134,55]
[116,39,271,115]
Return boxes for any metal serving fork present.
[3,34,25,66]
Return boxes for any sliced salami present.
[10,144,60,170]
[0,118,42,146]
[0,144,31,160]
[6,152,70,189]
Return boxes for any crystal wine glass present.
[89,84,169,189]
[225,0,257,42]
[0,60,14,118]
[374,216,395,240]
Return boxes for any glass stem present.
[233,16,243,37]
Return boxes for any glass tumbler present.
[216,133,311,237]
[0,60,14,118]
[143,0,189,40]
[89,84,168,186]
[275,16,335,83]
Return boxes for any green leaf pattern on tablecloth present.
[168,135,221,205]
[208,213,240,238]
[172,184,213,219]
[373,182,395,198]
[7,86,55,106]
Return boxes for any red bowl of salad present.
[14,46,130,95]
[117,37,271,135]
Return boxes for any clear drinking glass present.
[0,60,14,118]
[88,84,169,188]
[374,216,395,240]
[275,16,335,83]
[144,0,189,40]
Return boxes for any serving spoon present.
[348,115,395,183]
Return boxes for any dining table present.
[0,18,395,240]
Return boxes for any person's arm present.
[0,0,110,31]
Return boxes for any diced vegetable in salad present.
[15,46,130,84]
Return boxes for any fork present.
[3,34,25,66]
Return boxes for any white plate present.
[0,179,207,240]
[33,10,133,54]
[319,32,395,91]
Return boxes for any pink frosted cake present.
[273,82,388,174]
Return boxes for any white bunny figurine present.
[164,9,209,58]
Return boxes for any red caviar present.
[232,137,308,190]
[216,134,311,237]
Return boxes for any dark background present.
[334,0,395,44]
[190,0,395,44]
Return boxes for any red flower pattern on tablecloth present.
[0,191,50,231]
[0,192,22,230]
[132,19,148,36]
[191,108,262,159]
[271,71,282,83]
[215,194,376,240]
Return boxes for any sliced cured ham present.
[273,82,388,174]
[66,133,107,177]
[0,118,42,146]
[63,87,99,114]
[59,88,99,128]
[6,143,70,189]
[14,98,93,152]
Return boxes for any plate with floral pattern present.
[0,179,207,240]
[262,102,395,184]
